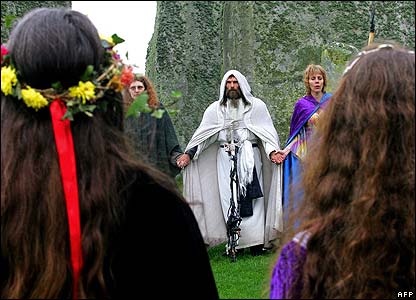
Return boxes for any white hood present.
[218,69,254,103]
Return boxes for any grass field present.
[207,243,278,299]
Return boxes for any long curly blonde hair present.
[281,43,415,298]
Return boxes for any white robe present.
[183,70,283,249]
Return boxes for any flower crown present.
[1,34,135,120]
[342,43,415,77]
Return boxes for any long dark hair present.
[279,43,415,298]
[1,8,176,298]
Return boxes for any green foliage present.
[170,90,182,99]
[126,89,182,120]
[80,65,94,82]
[126,92,152,117]
[4,15,16,29]
[151,108,165,118]
[111,33,124,45]
[164,90,182,117]
[63,100,96,121]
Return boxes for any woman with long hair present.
[270,43,415,298]
[123,74,183,179]
[1,8,218,299]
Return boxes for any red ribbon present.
[50,99,83,299]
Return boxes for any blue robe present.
[283,93,332,226]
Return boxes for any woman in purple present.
[278,65,332,225]
[270,43,415,298]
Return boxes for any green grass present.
[208,243,277,299]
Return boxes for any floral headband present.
[1,33,136,299]
[1,34,135,120]
[342,43,415,77]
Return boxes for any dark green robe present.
[124,103,182,178]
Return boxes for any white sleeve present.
[261,140,276,159]
[194,132,219,159]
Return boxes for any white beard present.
[228,98,240,108]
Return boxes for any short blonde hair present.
[303,64,327,95]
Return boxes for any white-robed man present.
[176,70,284,256]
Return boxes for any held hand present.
[280,148,291,157]
[270,150,287,164]
[176,153,191,169]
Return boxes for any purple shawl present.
[288,93,332,139]
[270,233,309,299]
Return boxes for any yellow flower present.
[68,81,96,104]
[21,86,49,110]
[1,66,18,95]
[100,35,114,46]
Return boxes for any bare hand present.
[270,150,287,164]
[176,153,191,169]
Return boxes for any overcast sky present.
[72,1,157,74]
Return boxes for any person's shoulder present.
[251,96,263,103]
[207,100,220,109]
[127,169,183,205]
[292,230,310,249]
[293,95,309,108]
[277,231,310,261]
[250,97,267,108]
[129,170,199,231]
[202,100,221,115]
[322,92,332,99]
[295,95,308,103]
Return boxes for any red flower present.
[1,44,9,65]
[120,65,134,87]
